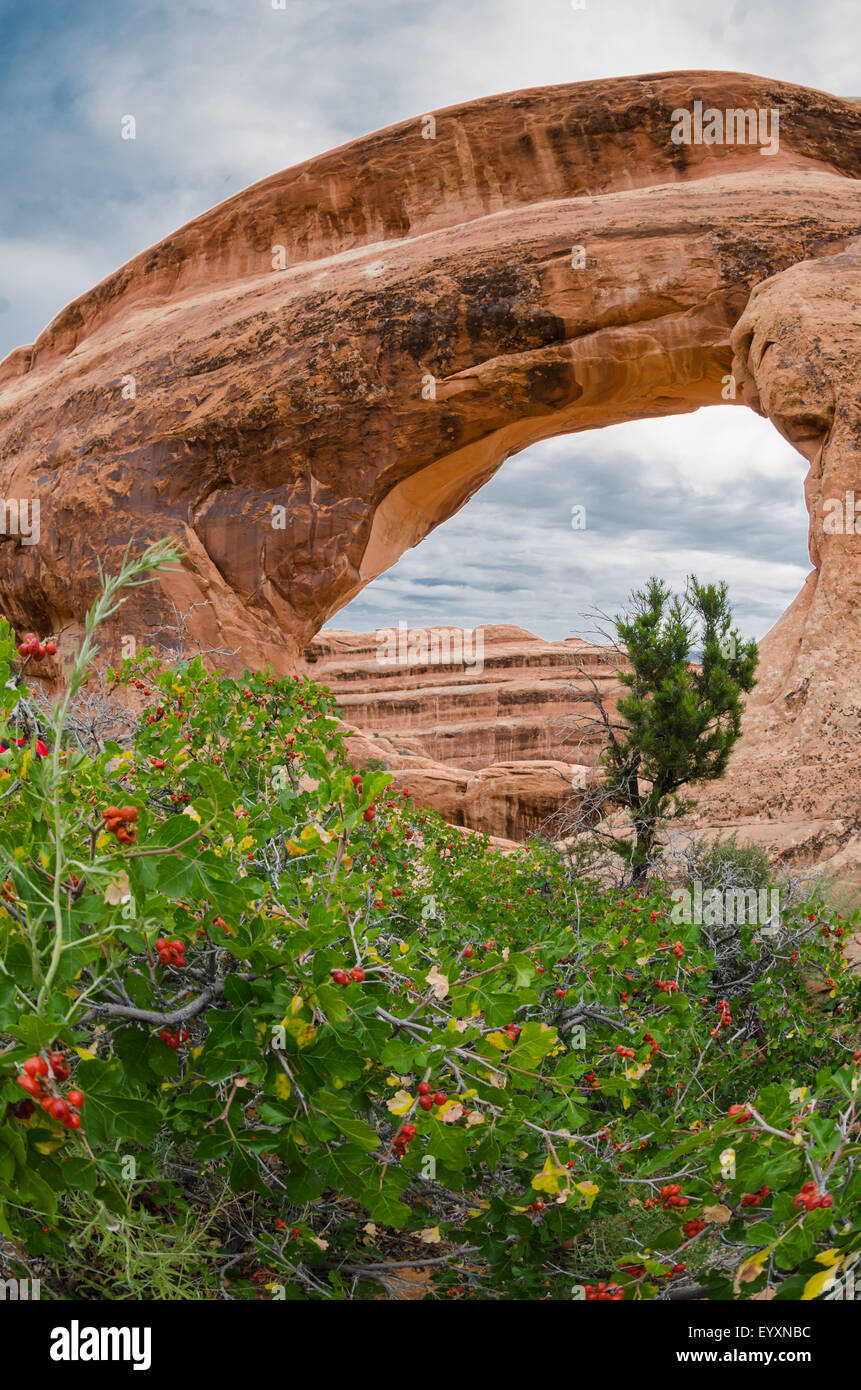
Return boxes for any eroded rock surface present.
[302,625,606,839]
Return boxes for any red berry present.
[418,1095,433,1111]
[418,1082,431,1095]
[65,1112,82,1130]
[331,969,349,986]
[432,1092,446,1106]
[23,1056,48,1078]
[50,1098,70,1122]
[349,966,365,982]
[16,1073,41,1097]
[66,1090,85,1110]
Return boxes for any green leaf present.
[316,1091,379,1152]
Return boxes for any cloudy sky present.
[1,0,849,641]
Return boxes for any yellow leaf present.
[480,1067,507,1088]
[801,1260,842,1300]
[273,1072,292,1101]
[34,1137,66,1154]
[532,1156,568,1195]
[183,805,202,825]
[734,1238,779,1290]
[575,1181,600,1208]
[485,1031,514,1052]
[73,1047,97,1061]
[286,840,305,855]
[386,1089,414,1116]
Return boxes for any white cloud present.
[334,408,811,641]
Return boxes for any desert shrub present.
[0,552,860,1302]
[687,833,775,893]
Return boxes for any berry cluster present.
[654,979,678,994]
[15,1053,84,1129]
[645,1183,689,1211]
[740,1184,770,1209]
[792,1181,833,1212]
[643,1032,659,1057]
[710,998,732,1037]
[393,1122,417,1156]
[159,1027,190,1050]
[682,1218,706,1238]
[331,965,365,985]
[16,632,56,661]
[155,936,186,967]
[102,804,138,845]
[525,1200,545,1214]
[0,735,49,758]
[671,940,685,959]
[502,1022,521,1044]
[585,1282,623,1300]
[620,1261,684,1280]
[417,1081,446,1111]
[615,1044,635,1060]
[728,1103,752,1125]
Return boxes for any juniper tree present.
[555,576,759,887]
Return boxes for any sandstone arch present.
[0,71,859,866]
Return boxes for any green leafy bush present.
[0,555,859,1301]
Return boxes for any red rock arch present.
[0,71,858,866]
